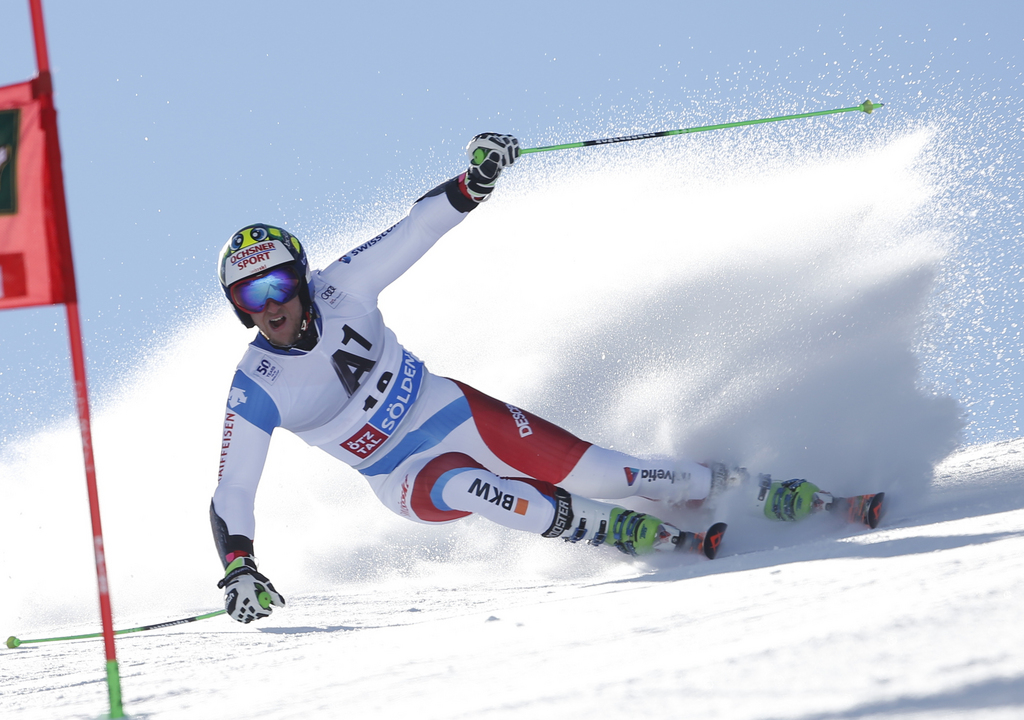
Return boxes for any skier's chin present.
[261,321,301,348]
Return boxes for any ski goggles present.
[229,265,301,314]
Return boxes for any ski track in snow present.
[2,125,1022,718]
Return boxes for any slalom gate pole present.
[29,1,123,717]
[6,611,228,649]
[518,99,883,155]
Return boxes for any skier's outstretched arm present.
[210,370,286,623]
[320,133,519,298]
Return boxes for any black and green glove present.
[217,557,286,624]
[462,132,520,202]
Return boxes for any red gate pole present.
[28,1,124,716]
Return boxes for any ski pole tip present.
[6,636,21,649]
[860,99,884,114]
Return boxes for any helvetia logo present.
[641,469,676,483]
[624,467,678,486]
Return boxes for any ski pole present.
[517,99,883,155]
[6,610,227,649]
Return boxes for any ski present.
[674,521,728,559]
[829,492,885,529]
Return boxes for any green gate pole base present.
[106,659,124,719]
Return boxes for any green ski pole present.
[518,99,883,155]
[6,610,227,649]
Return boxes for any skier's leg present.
[451,379,713,504]
[399,452,562,533]
[560,446,712,504]
[448,379,592,483]
[357,374,724,555]
[374,450,710,555]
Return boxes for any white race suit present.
[211,178,711,564]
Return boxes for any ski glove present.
[217,557,286,624]
[462,133,520,203]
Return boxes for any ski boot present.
[756,475,885,528]
[546,491,727,559]
[758,477,832,521]
[605,508,726,558]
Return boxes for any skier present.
[211,133,755,623]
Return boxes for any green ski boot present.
[759,477,834,521]
[543,490,726,558]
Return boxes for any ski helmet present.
[218,223,312,328]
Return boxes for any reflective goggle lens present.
[230,266,301,314]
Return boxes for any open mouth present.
[269,315,286,331]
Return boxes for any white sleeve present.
[212,412,272,541]
[318,179,473,298]
[210,368,281,554]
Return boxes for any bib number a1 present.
[330,324,376,396]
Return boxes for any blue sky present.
[1,0,1022,443]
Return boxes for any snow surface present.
[3,442,1023,719]
[3,122,1022,718]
